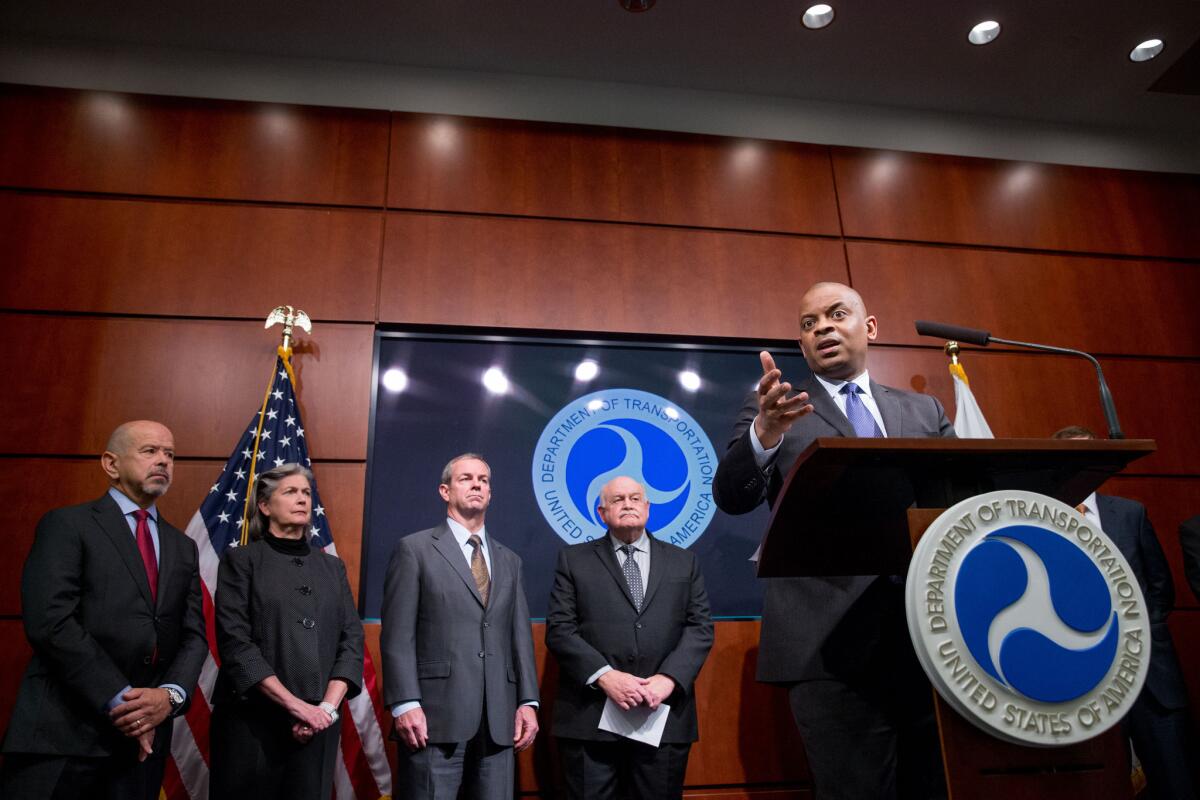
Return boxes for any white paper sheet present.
[597,699,671,747]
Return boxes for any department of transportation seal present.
[905,490,1149,747]
[531,388,717,546]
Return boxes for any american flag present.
[166,352,392,799]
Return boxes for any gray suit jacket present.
[545,535,713,743]
[4,493,207,758]
[713,375,954,683]
[381,523,539,746]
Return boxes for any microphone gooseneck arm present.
[914,321,1125,440]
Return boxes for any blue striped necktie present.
[841,383,884,438]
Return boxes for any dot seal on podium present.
[905,490,1149,746]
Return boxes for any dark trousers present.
[788,678,945,800]
[1127,692,1200,800]
[210,698,340,800]
[0,750,165,800]
[395,714,514,800]
[557,737,691,800]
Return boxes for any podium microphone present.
[914,320,1124,440]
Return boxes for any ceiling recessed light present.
[1129,39,1164,62]
[802,4,835,30]
[968,20,1001,46]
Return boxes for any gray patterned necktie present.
[841,383,884,438]
[467,534,490,606]
[620,543,644,612]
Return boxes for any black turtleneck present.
[263,530,311,556]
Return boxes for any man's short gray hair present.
[439,453,491,486]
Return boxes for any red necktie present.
[134,509,159,603]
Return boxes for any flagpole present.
[239,305,313,545]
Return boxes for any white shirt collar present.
[108,486,158,520]
[814,370,872,400]
[1078,493,1099,517]
[610,529,649,553]
[446,517,487,548]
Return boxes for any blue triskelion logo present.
[906,490,1148,747]
[531,389,717,546]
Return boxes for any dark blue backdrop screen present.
[360,332,810,620]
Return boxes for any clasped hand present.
[110,687,172,762]
[596,670,675,711]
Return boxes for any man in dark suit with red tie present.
[714,282,954,800]
[1,420,208,800]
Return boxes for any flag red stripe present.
[360,649,390,738]
[200,581,221,667]
[162,751,186,800]
[339,710,382,799]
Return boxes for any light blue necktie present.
[840,383,884,438]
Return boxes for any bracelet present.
[319,701,339,723]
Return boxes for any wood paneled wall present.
[2,83,1199,797]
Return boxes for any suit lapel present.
[802,376,855,438]
[639,537,667,612]
[871,380,902,438]
[432,523,485,607]
[155,519,177,610]
[1094,494,1118,538]
[594,538,639,612]
[93,494,156,610]
[486,539,511,616]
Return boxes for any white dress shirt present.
[585,530,651,687]
[750,370,888,468]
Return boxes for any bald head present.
[101,420,176,508]
[796,281,878,380]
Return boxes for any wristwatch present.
[319,701,340,723]
[165,686,185,716]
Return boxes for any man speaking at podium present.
[714,282,953,800]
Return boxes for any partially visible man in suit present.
[546,475,713,800]
[1181,513,1200,603]
[1,420,207,800]
[381,453,540,799]
[714,281,953,800]
[1053,426,1198,800]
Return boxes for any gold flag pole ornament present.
[238,306,313,544]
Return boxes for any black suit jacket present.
[1096,494,1189,710]
[3,493,208,758]
[545,535,713,743]
[214,539,363,705]
[713,375,954,683]
[1180,514,1200,603]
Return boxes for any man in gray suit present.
[381,453,540,799]
[546,475,713,799]
[714,282,953,800]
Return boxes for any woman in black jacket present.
[210,463,364,799]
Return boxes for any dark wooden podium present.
[756,437,1156,800]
